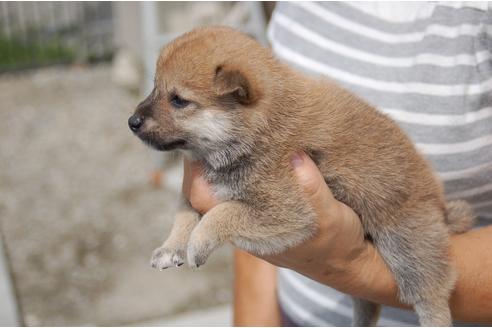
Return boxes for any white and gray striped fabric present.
[268,2,492,326]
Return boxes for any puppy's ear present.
[214,65,257,105]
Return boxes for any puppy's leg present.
[372,213,455,326]
[151,198,200,269]
[186,200,315,267]
[352,297,381,326]
[186,201,251,268]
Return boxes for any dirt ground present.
[0,65,233,326]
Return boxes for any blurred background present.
[0,2,275,326]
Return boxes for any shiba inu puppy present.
[128,26,474,326]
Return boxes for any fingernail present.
[291,152,304,167]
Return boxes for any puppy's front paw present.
[150,246,185,270]
[186,235,219,269]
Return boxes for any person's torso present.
[268,2,492,326]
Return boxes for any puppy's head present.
[129,26,275,167]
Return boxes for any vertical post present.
[15,1,28,67]
[1,1,12,38]
[140,1,158,95]
[1,2,13,69]
[247,2,268,46]
[31,1,43,67]
[76,1,88,64]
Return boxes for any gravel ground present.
[0,65,233,326]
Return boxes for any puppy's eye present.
[170,94,190,109]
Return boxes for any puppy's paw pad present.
[150,247,184,270]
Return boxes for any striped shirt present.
[268,2,492,326]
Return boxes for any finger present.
[290,152,337,207]
[184,160,220,213]
[182,158,192,198]
[189,160,204,180]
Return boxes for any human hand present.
[259,152,371,282]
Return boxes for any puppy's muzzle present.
[128,115,144,132]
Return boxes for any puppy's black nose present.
[128,115,143,132]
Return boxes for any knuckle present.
[303,175,324,198]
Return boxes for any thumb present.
[182,158,219,214]
[291,152,336,207]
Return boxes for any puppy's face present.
[129,27,270,165]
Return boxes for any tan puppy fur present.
[129,27,474,326]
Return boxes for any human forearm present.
[233,249,281,326]
[448,225,492,322]
[312,226,492,323]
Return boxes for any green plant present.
[0,36,75,72]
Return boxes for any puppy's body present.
[129,27,474,326]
